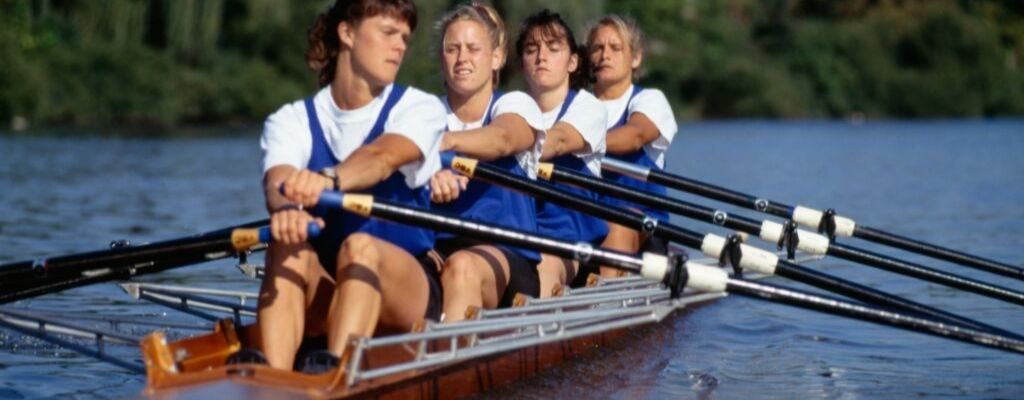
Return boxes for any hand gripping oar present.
[542,162,1024,307]
[315,191,1024,355]
[442,155,1018,338]
[0,221,320,304]
[603,158,1024,281]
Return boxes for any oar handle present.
[230,222,321,251]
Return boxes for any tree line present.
[2,0,1022,133]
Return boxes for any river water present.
[0,120,1022,399]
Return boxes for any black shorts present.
[417,251,444,321]
[313,241,443,321]
[436,237,540,308]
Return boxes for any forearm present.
[605,125,648,154]
[444,126,514,161]
[540,126,586,160]
[263,166,299,213]
[333,148,401,191]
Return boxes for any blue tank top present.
[602,85,670,222]
[535,90,609,244]
[436,92,540,262]
[304,85,434,262]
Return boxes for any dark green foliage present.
[1,0,1022,133]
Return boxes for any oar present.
[0,221,319,304]
[541,162,1024,307]
[316,191,1024,355]
[442,155,1018,338]
[603,158,1024,281]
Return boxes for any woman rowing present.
[255,0,446,370]
[429,3,545,321]
[517,10,609,296]
[588,15,677,276]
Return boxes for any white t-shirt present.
[540,89,607,176]
[601,84,677,168]
[443,91,545,178]
[261,84,446,189]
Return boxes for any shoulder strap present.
[305,96,339,167]
[555,89,579,121]
[483,90,506,125]
[363,84,408,145]
[614,85,644,128]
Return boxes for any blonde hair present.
[435,2,507,85]
[586,15,645,77]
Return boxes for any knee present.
[442,252,483,286]
[337,233,380,267]
[335,233,381,280]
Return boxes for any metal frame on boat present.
[0,250,809,399]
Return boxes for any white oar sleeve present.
[792,206,857,237]
[701,234,780,275]
[760,220,831,256]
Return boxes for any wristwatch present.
[319,167,341,191]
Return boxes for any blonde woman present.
[430,3,546,321]
[588,15,677,274]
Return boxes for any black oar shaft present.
[0,220,273,304]
[549,165,1024,307]
[854,226,1024,280]
[726,279,1024,354]
[320,192,1024,355]
[604,158,794,218]
[0,219,269,284]
[608,159,1024,281]
[457,159,1014,336]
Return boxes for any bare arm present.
[267,134,424,209]
[605,112,661,155]
[442,114,538,161]
[540,121,588,160]
[334,134,424,191]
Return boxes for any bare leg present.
[441,245,511,322]
[601,222,641,277]
[257,242,332,370]
[326,233,433,355]
[536,253,576,298]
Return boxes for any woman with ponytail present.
[429,3,545,321]
[587,16,677,275]
[255,0,447,371]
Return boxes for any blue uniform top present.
[536,90,609,244]
[602,85,670,222]
[436,92,541,262]
[303,85,434,267]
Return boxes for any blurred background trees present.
[1,0,1022,132]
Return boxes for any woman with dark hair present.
[515,9,608,297]
[587,15,677,275]
[255,0,446,370]
[429,3,546,321]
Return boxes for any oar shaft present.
[828,244,1024,306]
[550,164,1024,307]
[319,191,1024,355]
[608,158,1024,281]
[853,225,1024,280]
[770,260,1020,339]
[0,221,318,304]
[726,279,1024,354]
[0,219,268,284]
[457,158,1015,336]
[603,158,794,218]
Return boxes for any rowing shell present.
[138,272,726,399]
